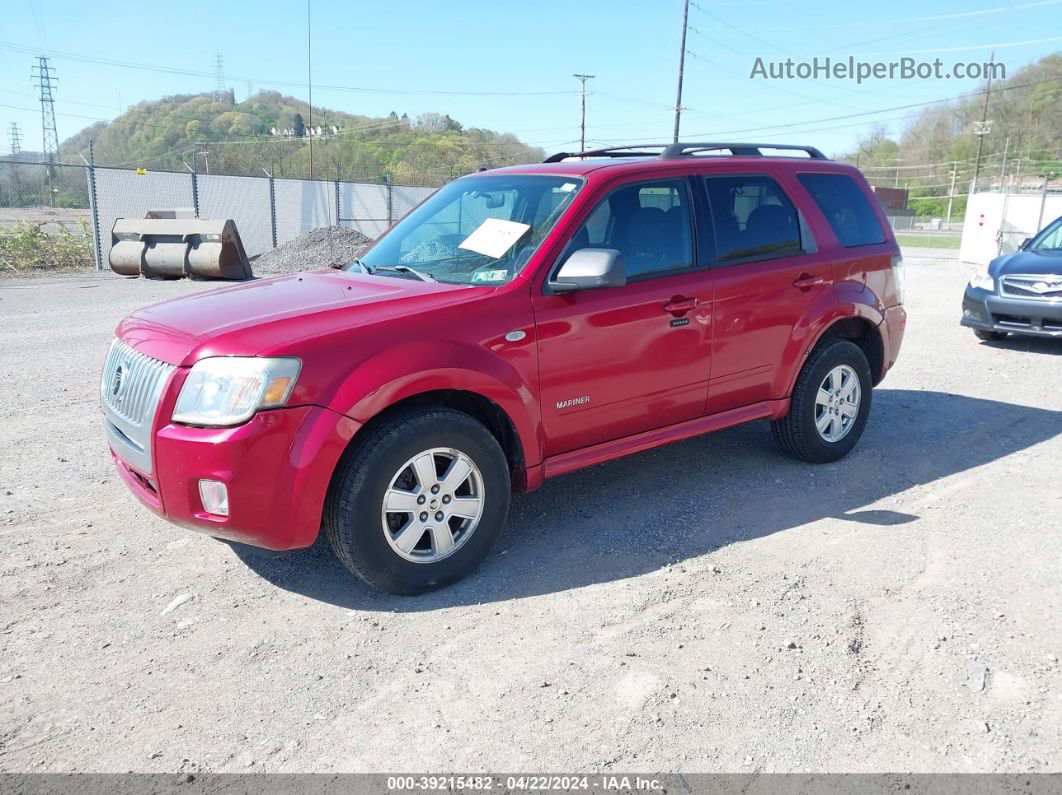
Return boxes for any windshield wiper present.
[346,257,375,274]
[373,265,437,282]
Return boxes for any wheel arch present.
[804,314,886,387]
[322,339,541,495]
[348,387,531,494]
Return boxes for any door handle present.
[792,273,826,290]
[663,296,699,314]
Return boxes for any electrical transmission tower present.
[31,56,59,206]
[8,122,22,156]
[213,52,225,103]
[31,56,60,159]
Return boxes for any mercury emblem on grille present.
[112,364,125,398]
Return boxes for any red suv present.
[101,142,906,594]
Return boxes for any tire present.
[771,339,873,464]
[974,329,1008,342]
[324,407,510,594]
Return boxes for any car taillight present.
[891,254,905,305]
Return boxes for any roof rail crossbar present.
[659,142,828,160]
[543,142,829,163]
[543,145,668,163]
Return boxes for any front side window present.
[562,179,694,279]
[704,175,803,264]
[357,175,583,285]
[797,172,886,248]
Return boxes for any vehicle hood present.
[989,249,1062,278]
[116,269,484,366]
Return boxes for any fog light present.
[198,479,229,516]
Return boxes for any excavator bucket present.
[109,214,252,280]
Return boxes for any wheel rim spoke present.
[439,457,472,493]
[392,520,427,555]
[449,496,481,520]
[816,387,832,407]
[411,453,438,493]
[815,410,832,434]
[384,488,419,513]
[430,524,455,555]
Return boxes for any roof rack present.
[543,141,828,163]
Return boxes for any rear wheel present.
[973,329,1008,342]
[324,407,510,594]
[771,339,873,464]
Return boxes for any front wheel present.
[973,329,1008,342]
[324,407,511,594]
[771,339,873,464]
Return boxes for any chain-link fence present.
[1,159,437,271]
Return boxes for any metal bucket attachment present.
[109,216,251,280]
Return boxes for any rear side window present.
[797,173,886,247]
[703,175,803,264]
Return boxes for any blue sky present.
[2,0,1060,160]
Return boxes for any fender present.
[775,280,888,401]
[327,339,543,468]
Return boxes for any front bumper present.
[109,405,361,550]
[961,287,1062,338]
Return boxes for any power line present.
[0,40,576,97]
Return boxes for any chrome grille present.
[1000,274,1062,301]
[100,339,175,475]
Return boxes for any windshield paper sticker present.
[471,269,508,283]
[458,218,531,259]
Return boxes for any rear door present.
[531,175,714,455]
[700,169,836,414]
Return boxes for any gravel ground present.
[251,226,372,276]
[0,255,1059,773]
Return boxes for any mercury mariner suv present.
[101,142,906,594]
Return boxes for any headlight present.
[172,357,301,427]
[968,270,995,291]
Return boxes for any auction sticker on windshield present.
[459,218,531,258]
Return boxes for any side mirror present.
[548,248,626,294]
[1020,237,1033,250]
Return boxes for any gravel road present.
[0,257,1059,774]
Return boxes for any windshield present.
[1027,217,1062,254]
[354,175,583,285]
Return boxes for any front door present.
[532,177,713,456]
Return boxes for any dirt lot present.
[0,255,1059,774]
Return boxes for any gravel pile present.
[251,225,372,277]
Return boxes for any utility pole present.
[946,167,957,229]
[8,122,22,155]
[213,53,225,104]
[672,0,690,143]
[999,135,1010,186]
[31,56,59,206]
[306,0,314,180]
[573,74,594,154]
[971,50,995,192]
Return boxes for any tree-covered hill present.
[839,53,1062,218]
[59,90,545,186]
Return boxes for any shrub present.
[0,220,95,274]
